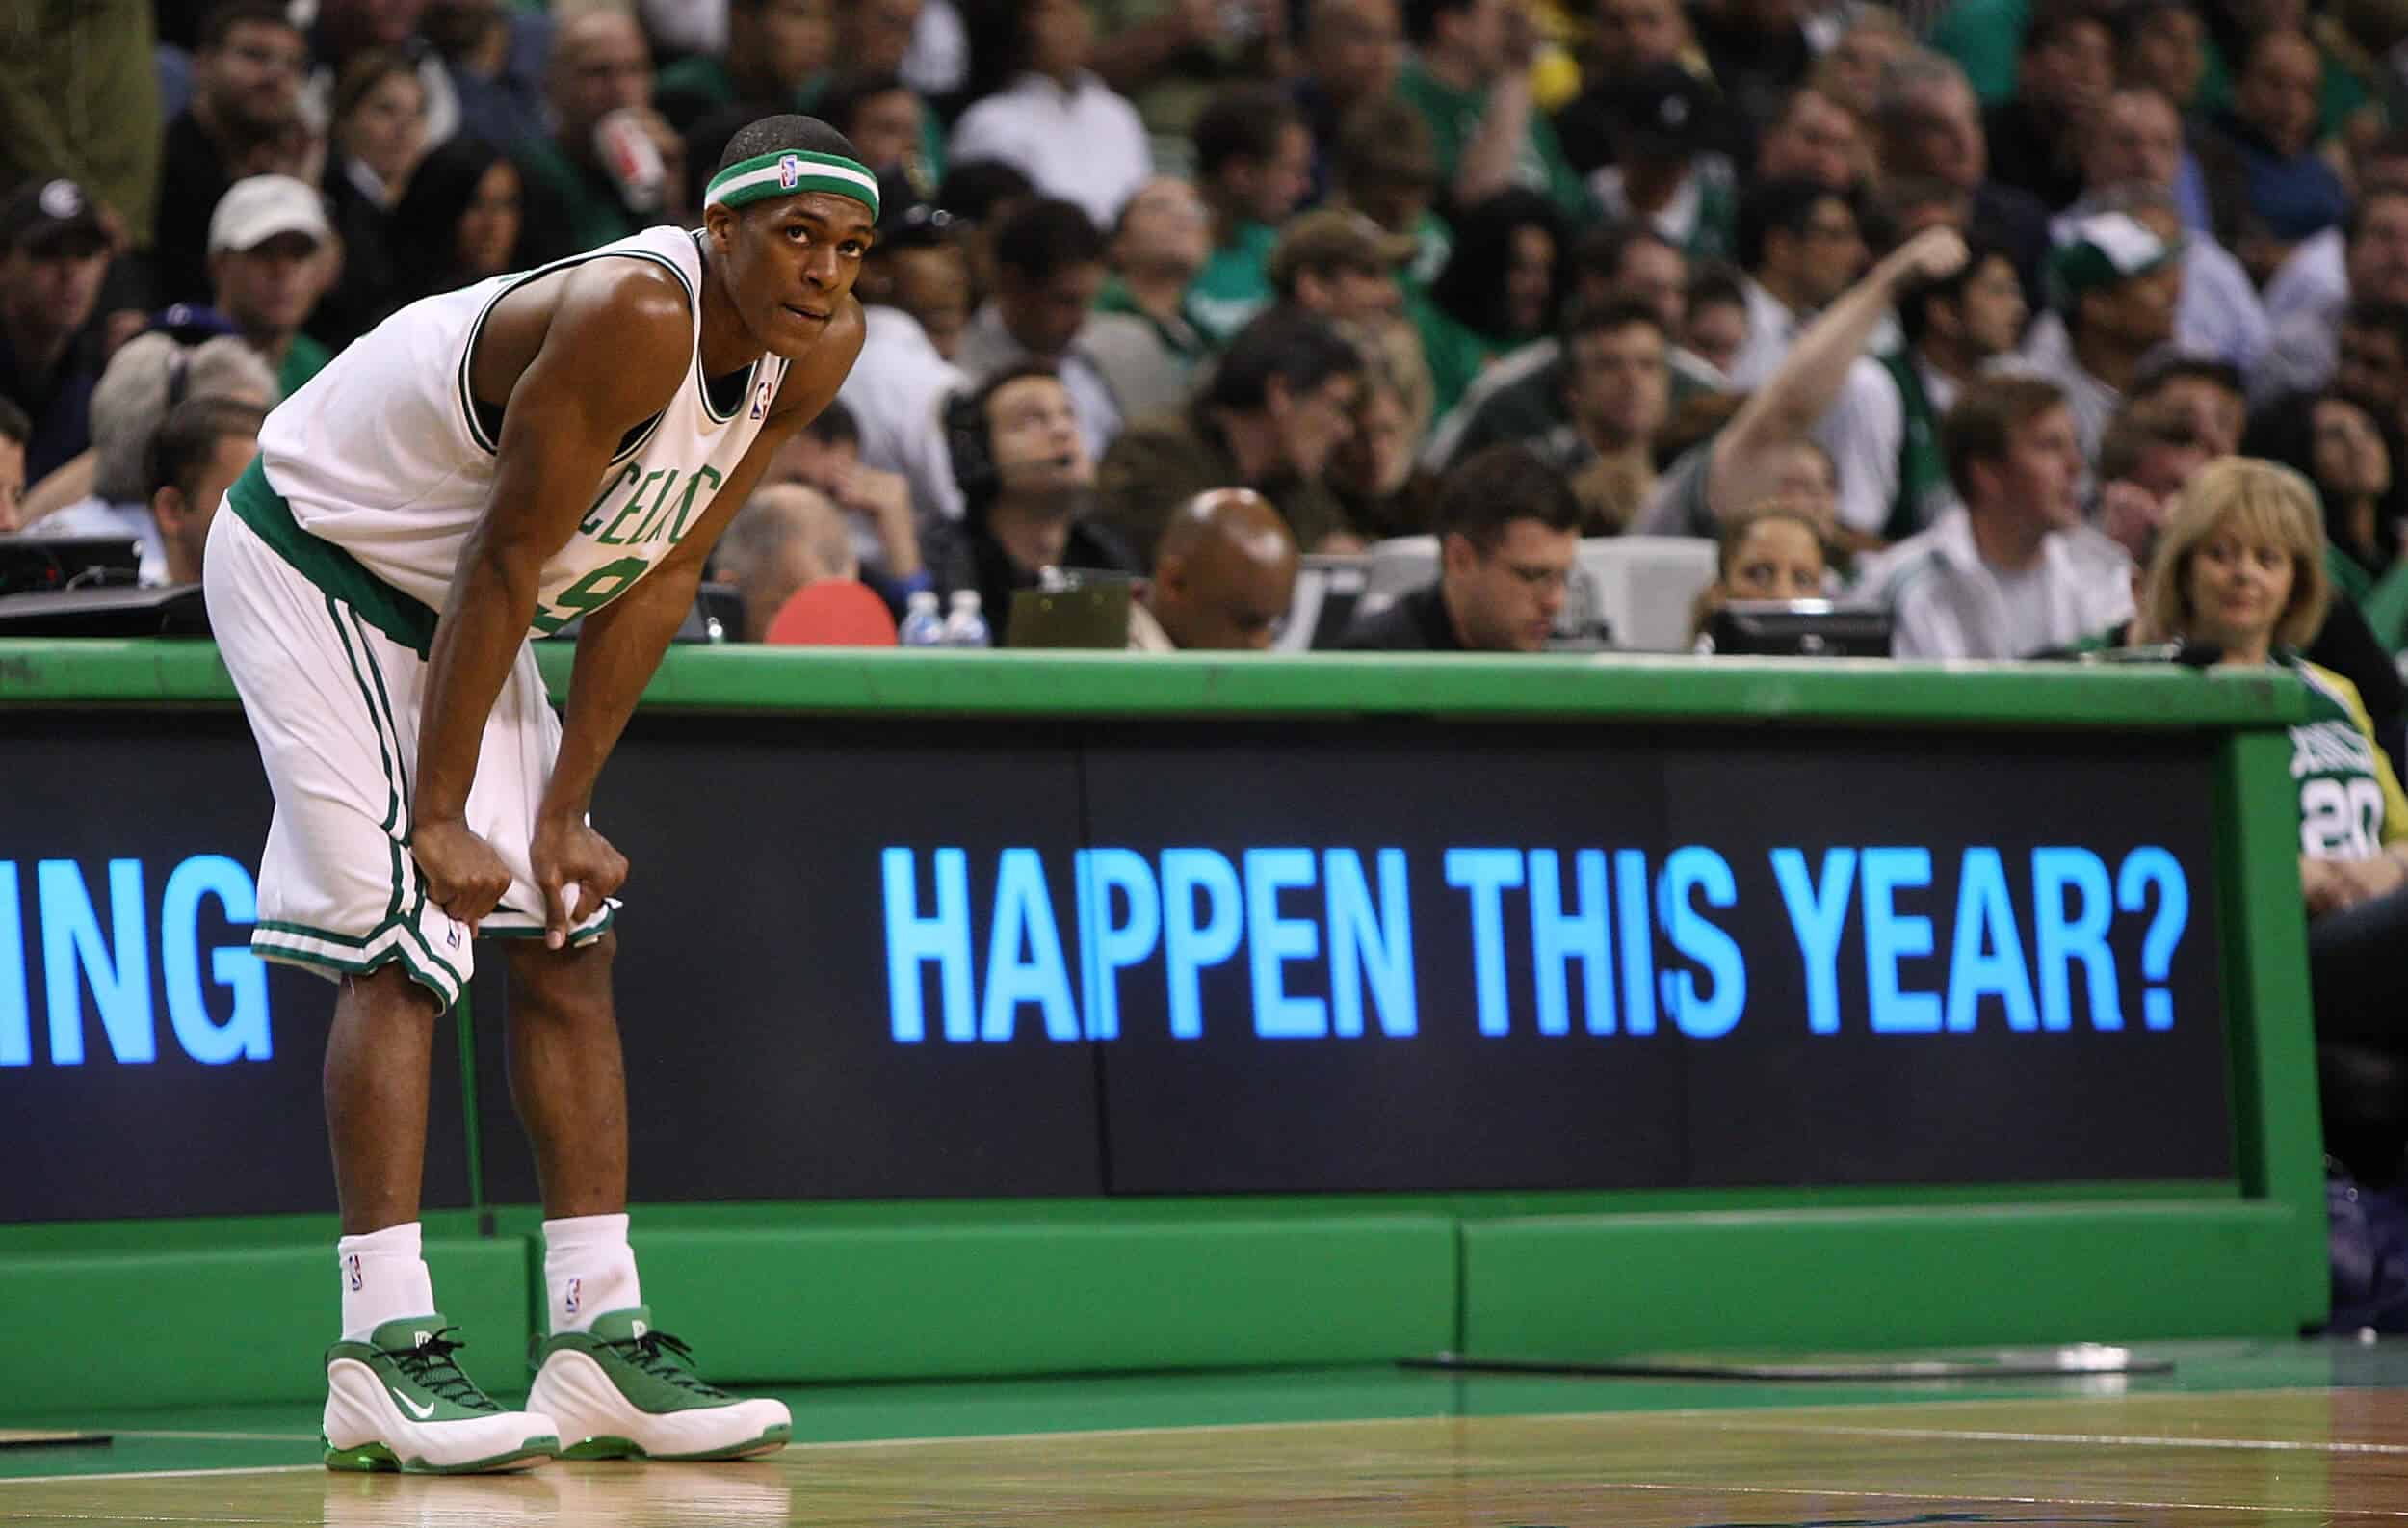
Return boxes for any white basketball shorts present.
[203,502,616,1014]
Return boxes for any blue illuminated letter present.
[1528,849,1612,1036]
[1772,848,1855,1035]
[1244,850,1325,1039]
[1660,847,1744,1039]
[882,847,975,1043]
[1325,849,1416,1038]
[161,856,271,1064]
[1944,847,2036,1033]
[2033,847,2122,1031]
[1075,849,1159,1041]
[1861,847,1940,1033]
[0,864,23,1067]
[1445,849,1524,1035]
[1162,849,1243,1039]
[2116,847,2187,1032]
[981,849,1078,1042]
[40,859,153,1065]
[1614,851,1656,1035]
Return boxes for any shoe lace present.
[604,1328,727,1399]
[381,1328,498,1413]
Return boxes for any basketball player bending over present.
[203,117,874,1473]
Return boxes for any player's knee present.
[503,929,618,1015]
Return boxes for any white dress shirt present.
[948,71,1153,230]
[1850,506,2134,660]
[838,304,970,522]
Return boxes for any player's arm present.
[409,264,693,928]
[528,303,868,944]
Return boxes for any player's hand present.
[413,817,513,935]
[531,815,629,951]
[1880,226,1969,290]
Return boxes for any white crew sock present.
[336,1222,437,1342]
[543,1213,641,1334]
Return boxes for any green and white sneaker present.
[526,1307,791,1461]
[323,1316,560,1474]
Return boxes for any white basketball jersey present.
[254,226,789,634]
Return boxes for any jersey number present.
[2301,777,2387,859]
[533,557,649,634]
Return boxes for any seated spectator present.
[312,48,431,347]
[209,176,339,398]
[1851,373,2133,658]
[1552,0,1706,175]
[1269,209,1431,437]
[2090,395,2211,568]
[712,481,858,641]
[2008,210,2183,472]
[955,198,1124,458]
[1098,308,1365,560]
[1727,177,1869,388]
[1419,189,1568,418]
[2199,30,2348,287]
[2116,0,2207,118]
[862,198,972,362]
[1328,352,1442,541]
[1755,85,1864,198]
[1587,64,1738,263]
[2137,354,2246,460]
[949,0,1152,229]
[1339,440,1582,652]
[816,72,936,188]
[158,1,309,308]
[386,136,525,312]
[1689,500,1833,645]
[0,180,113,484]
[2247,388,2408,648]
[1979,0,2112,213]
[1555,300,1671,531]
[935,158,1036,310]
[424,0,549,155]
[764,400,927,600]
[1296,0,1408,203]
[1129,488,1301,651]
[2054,178,2264,378]
[926,362,1139,644]
[1870,50,2053,307]
[1087,179,1214,424]
[514,13,681,262]
[0,398,27,532]
[1680,260,1747,382]
[1328,93,1450,288]
[22,331,275,583]
[1188,84,1316,345]
[1812,10,1909,125]
[655,0,833,134]
[144,393,265,585]
[836,171,973,523]
[1397,0,1592,225]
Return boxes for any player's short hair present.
[1435,443,1583,553]
[145,394,264,500]
[715,115,862,177]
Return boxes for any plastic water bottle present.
[941,590,991,648]
[899,590,946,647]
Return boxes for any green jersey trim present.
[229,458,441,657]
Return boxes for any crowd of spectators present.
[3,0,2408,668]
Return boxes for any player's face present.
[727,192,874,358]
[1447,519,1578,652]
[2185,516,2295,653]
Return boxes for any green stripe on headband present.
[707,150,880,219]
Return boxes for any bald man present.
[519,12,685,259]
[1133,488,1300,650]
[713,483,854,641]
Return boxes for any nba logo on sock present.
[565,1278,582,1316]
[345,1253,362,1292]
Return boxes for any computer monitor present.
[1277,554,1371,652]
[1008,571,1135,648]
[0,536,141,597]
[1702,599,1893,657]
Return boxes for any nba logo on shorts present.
[345,1253,363,1292]
[445,923,462,950]
[778,154,803,190]
[565,1278,582,1316]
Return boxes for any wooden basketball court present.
[9,1374,2408,1525]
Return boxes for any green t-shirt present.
[653,55,827,128]
[1409,291,1505,421]
[1187,221,1280,347]
[1395,60,1593,226]
[1873,349,1950,542]
[276,332,331,400]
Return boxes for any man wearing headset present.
[922,358,1139,643]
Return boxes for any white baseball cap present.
[208,174,333,255]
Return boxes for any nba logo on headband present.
[778,154,802,189]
